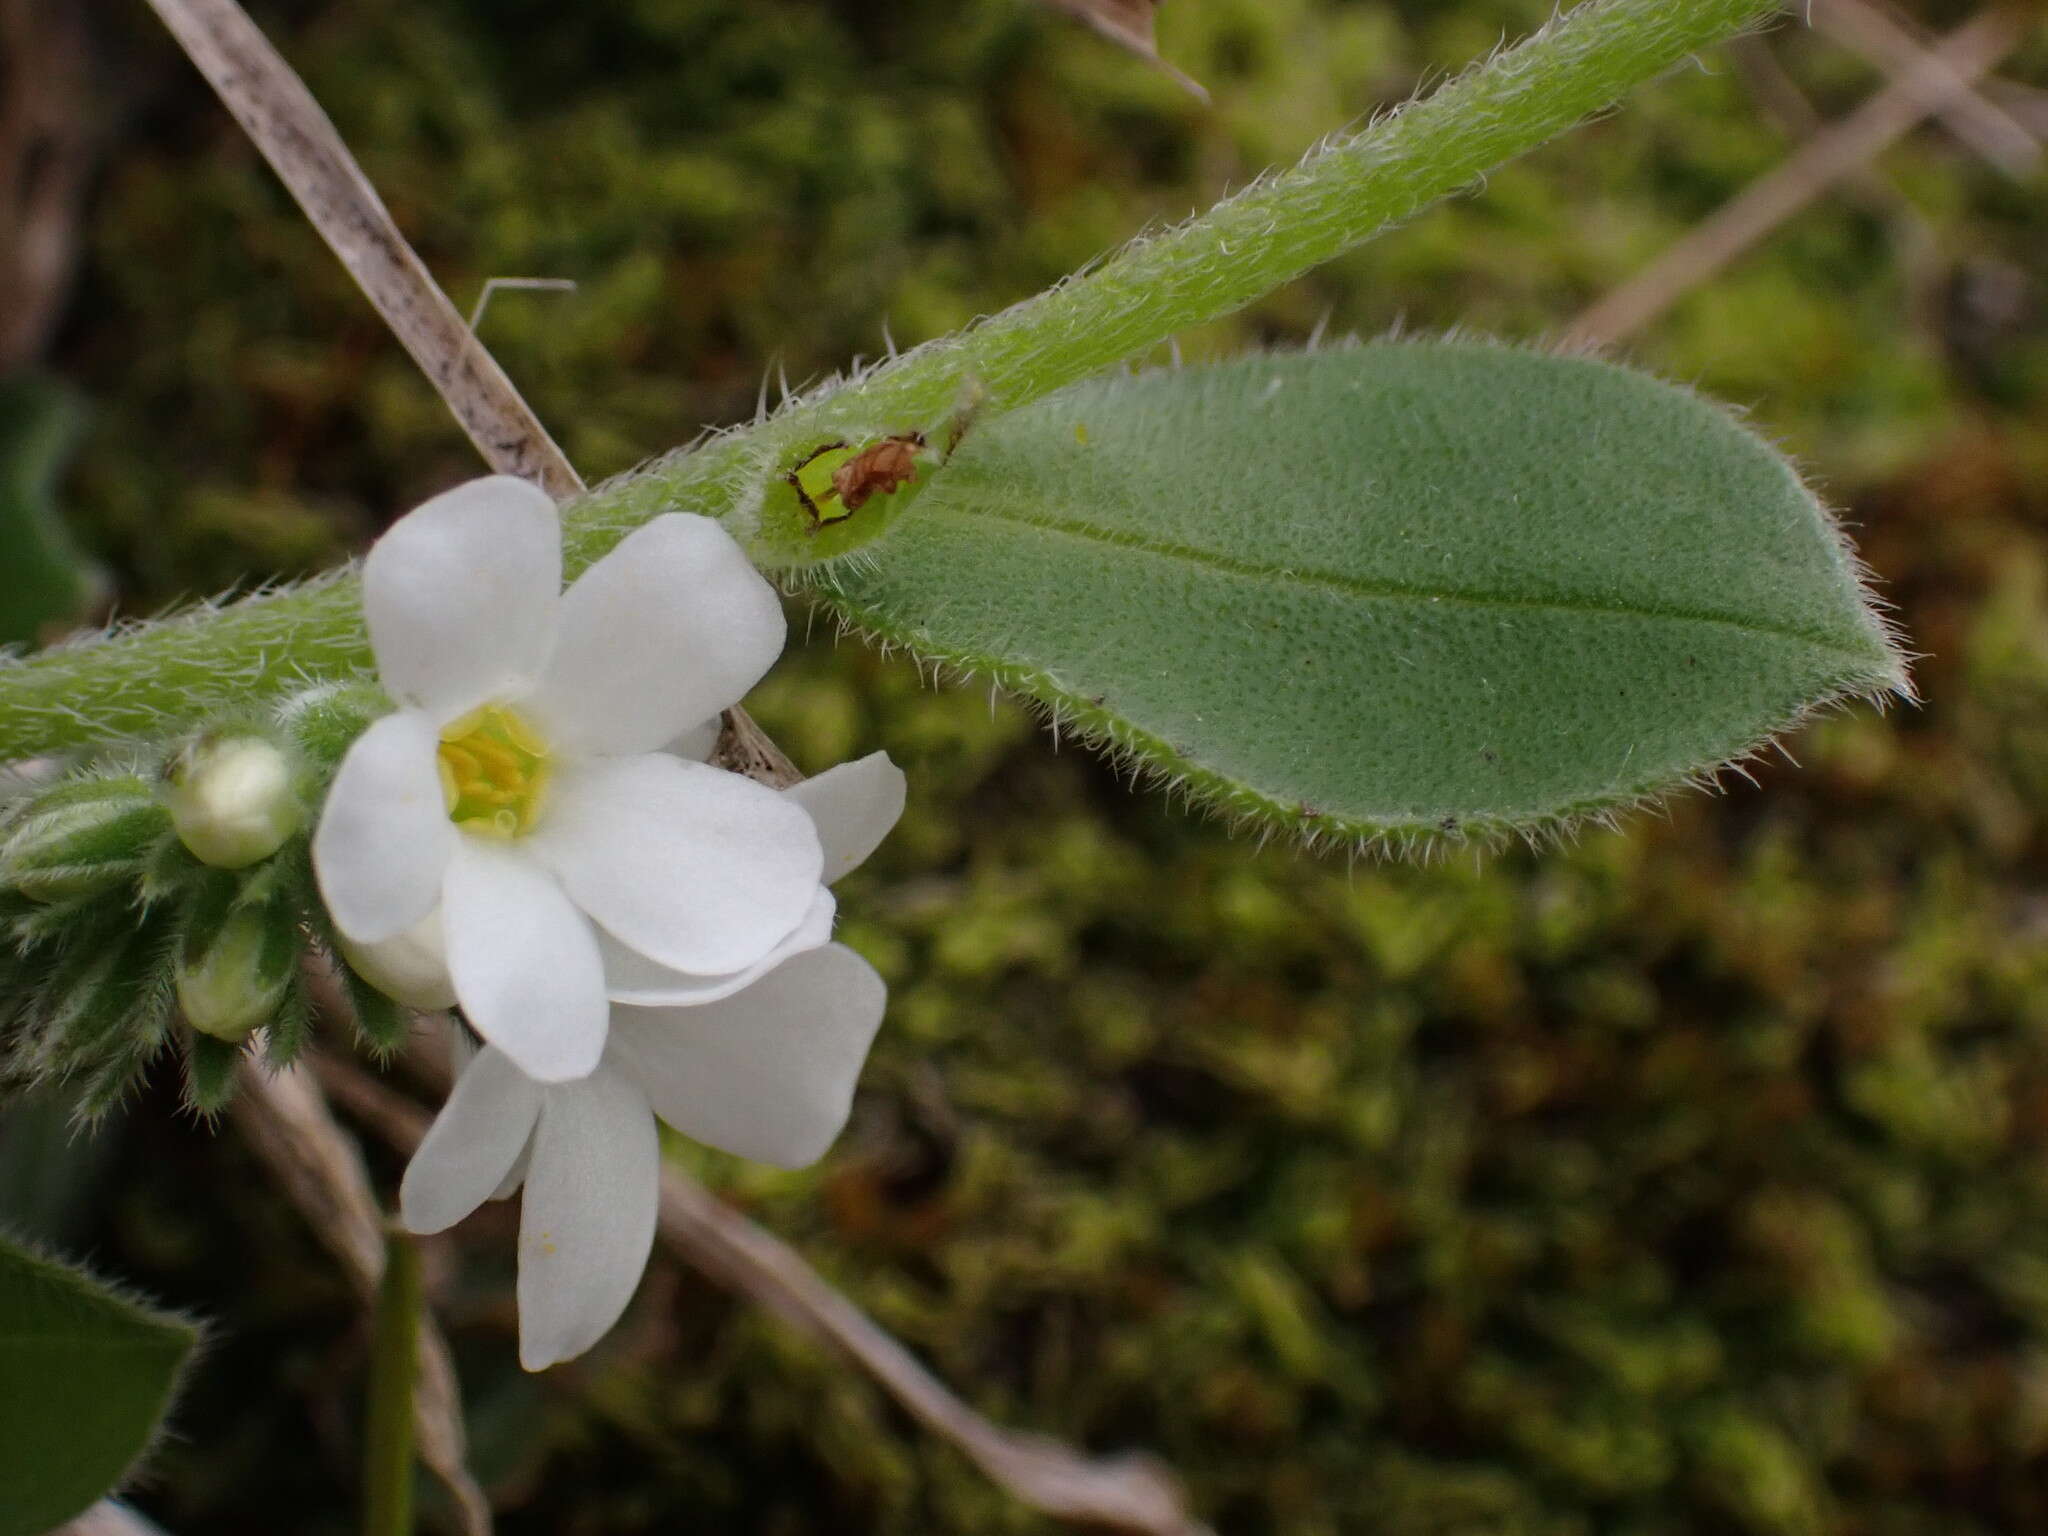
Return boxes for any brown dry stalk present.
[1565,6,2029,348]
[138,0,576,500]
[1033,0,1208,101]
[139,0,796,781]
[231,1058,493,1536]
[314,1050,1209,1536]
[1809,0,2039,177]
[0,0,95,372]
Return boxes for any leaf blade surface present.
[0,1234,199,1536]
[819,344,1906,843]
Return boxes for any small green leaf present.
[182,1031,243,1116]
[0,1234,198,1536]
[817,343,1909,846]
[0,374,104,649]
[342,965,410,1056]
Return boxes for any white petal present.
[363,476,561,721]
[600,887,835,1006]
[534,754,821,976]
[443,1014,476,1076]
[442,840,608,1083]
[610,943,885,1168]
[517,1063,659,1370]
[784,751,906,884]
[491,1141,533,1202]
[664,717,722,763]
[314,709,456,943]
[527,515,784,756]
[337,907,457,1010]
[399,1047,542,1234]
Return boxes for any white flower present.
[313,476,824,1082]
[397,752,904,1370]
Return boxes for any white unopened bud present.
[338,908,459,1011]
[178,908,288,1041]
[164,735,303,869]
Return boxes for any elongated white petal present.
[314,709,456,943]
[442,840,608,1083]
[399,1046,543,1234]
[599,887,834,1006]
[363,476,561,721]
[517,1063,659,1370]
[784,751,906,884]
[527,515,784,756]
[610,943,885,1168]
[535,754,821,977]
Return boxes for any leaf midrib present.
[927,497,1879,661]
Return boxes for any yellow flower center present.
[436,704,551,839]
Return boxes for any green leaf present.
[0,1234,198,1536]
[817,344,1910,846]
[181,1031,243,1116]
[0,375,104,649]
[342,964,410,1057]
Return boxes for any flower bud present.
[178,906,290,1041]
[163,734,303,869]
[338,908,458,1011]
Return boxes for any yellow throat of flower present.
[437,704,551,838]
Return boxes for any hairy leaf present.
[817,344,1910,847]
[0,1235,198,1535]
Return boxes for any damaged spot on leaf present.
[835,435,925,512]
[787,434,928,530]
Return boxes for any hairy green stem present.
[362,1224,421,1536]
[0,0,1778,759]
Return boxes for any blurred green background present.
[6,0,2048,1530]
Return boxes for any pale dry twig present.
[1033,0,1208,102]
[1565,7,2029,348]
[0,0,95,372]
[1808,0,2039,177]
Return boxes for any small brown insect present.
[832,433,925,513]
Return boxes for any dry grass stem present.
[1033,0,1208,101]
[139,0,578,500]
[1809,0,2040,176]
[0,0,95,372]
[1566,7,2028,348]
